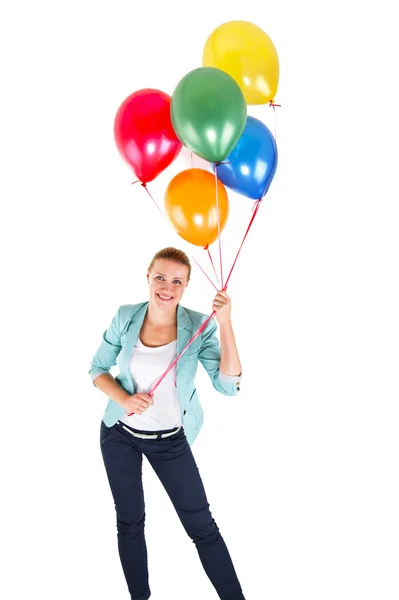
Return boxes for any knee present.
[188,516,221,546]
[116,512,145,539]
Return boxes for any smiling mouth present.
[157,294,174,302]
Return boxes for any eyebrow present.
[155,272,184,279]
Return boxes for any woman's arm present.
[212,290,242,377]
[93,373,130,407]
[93,374,154,415]
[218,320,242,377]
[196,291,242,396]
[89,307,123,383]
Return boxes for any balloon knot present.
[252,198,262,212]
[132,180,147,187]
[269,100,281,111]
[204,244,209,250]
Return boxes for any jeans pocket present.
[166,427,187,448]
[100,420,113,445]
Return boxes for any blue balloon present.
[214,116,278,200]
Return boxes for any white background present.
[1,1,398,599]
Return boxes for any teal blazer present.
[89,302,242,445]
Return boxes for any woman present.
[89,247,245,600]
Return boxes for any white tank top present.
[118,337,183,431]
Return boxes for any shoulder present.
[116,302,148,331]
[118,302,147,317]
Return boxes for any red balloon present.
[114,89,182,183]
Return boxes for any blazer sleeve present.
[198,317,242,396]
[89,306,123,385]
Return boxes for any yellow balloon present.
[203,20,279,105]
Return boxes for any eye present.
[155,275,164,281]
[173,280,182,285]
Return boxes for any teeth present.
[158,294,172,300]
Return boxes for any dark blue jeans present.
[100,420,246,600]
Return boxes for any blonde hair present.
[148,247,191,280]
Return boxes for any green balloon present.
[171,67,247,163]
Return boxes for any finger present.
[138,401,150,410]
[217,290,229,299]
[139,394,154,404]
[134,400,149,411]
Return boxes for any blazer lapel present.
[177,304,194,374]
[119,302,194,391]
[119,303,149,392]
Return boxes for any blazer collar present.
[121,302,194,382]
[131,301,192,331]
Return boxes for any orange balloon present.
[165,168,229,247]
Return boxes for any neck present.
[146,302,178,328]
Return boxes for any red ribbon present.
[205,245,221,289]
[126,177,264,416]
[191,254,218,291]
[132,181,164,215]
[213,168,224,288]
[224,199,262,290]
[126,311,216,415]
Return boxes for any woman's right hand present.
[123,393,154,415]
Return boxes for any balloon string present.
[125,311,217,414]
[205,245,221,288]
[142,183,164,216]
[213,167,224,288]
[190,255,218,291]
[269,100,281,141]
[125,200,262,416]
[132,180,164,216]
[151,312,215,394]
[132,180,220,294]
[223,199,262,291]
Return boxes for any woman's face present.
[147,259,190,310]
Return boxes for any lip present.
[157,293,174,302]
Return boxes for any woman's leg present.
[100,421,151,600]
[145,429,246,600]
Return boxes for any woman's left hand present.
[212,290,232,326]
